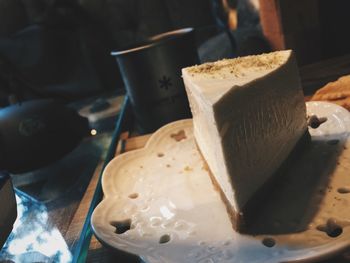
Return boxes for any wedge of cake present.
[182,50,309,231]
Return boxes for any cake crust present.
[198,143,243,230]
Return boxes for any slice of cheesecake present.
[182,50,308,231]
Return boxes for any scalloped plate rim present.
[91,101,350,263]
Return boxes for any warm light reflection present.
[90,129,97,136]
[160,206,175,220]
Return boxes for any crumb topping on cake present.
[186,52,286,78]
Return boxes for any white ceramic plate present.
[91,102,350,263]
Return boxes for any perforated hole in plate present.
[338,187,350,194]
[159,234,171,244]
[170,130,187,142]
[316,219,343,238]
[262,237,276,248]
[128,193,139,199]
[308,115,327,129]
[327,139,339,145]
[111,219,132,234]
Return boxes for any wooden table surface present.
[67,54,350,262]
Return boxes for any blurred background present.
[2,0,350,261]
[0,0,349,105]
[0,0,266,106]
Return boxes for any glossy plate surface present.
[92,102,350,263]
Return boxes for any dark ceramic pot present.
[111,28,199,133]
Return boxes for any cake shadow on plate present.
[245,131,346,236]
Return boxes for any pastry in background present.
[311,75,350,110]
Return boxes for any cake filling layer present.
[182,50,308,218]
